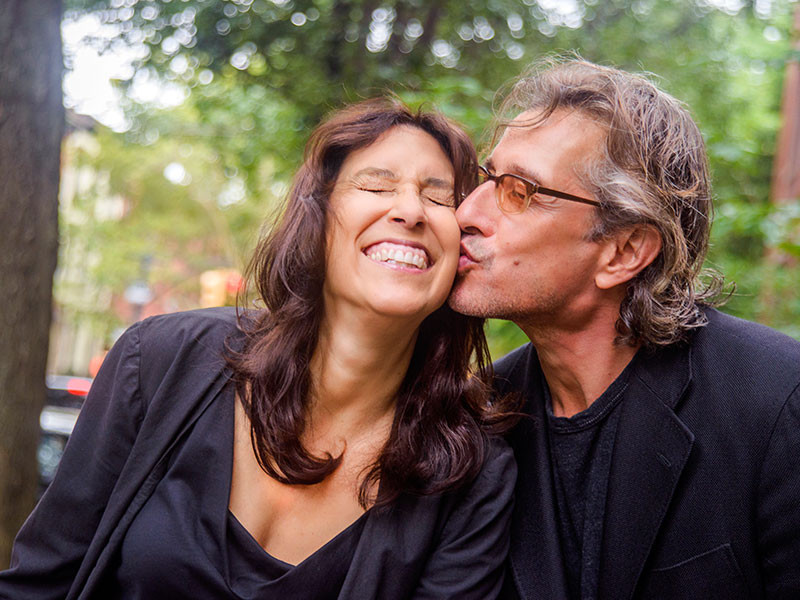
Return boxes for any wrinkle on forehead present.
[512,107,603,130]
[510,108,604,145]
[496,108,606,183]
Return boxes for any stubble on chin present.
[448,273,495,318]
[449,272,556,325]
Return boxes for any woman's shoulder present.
[475,434,517,493]
[112,307,244,396]
[130,307,242,361]
[137,306,241,345]
[377,435,516,598]
[431,436,516,513]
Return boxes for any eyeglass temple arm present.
[535,184,600,207]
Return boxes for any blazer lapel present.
[502,347,570,600]
[598,344,695,600]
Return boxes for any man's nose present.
[456,180,496,236]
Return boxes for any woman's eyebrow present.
[352,168,451,188]
[422,177,452,188]
[352,167,397,180]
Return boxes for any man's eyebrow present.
[487,158,545,186]
[352,167,397,179]
[509,162,545,185]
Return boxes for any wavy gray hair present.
[494,55,724,348]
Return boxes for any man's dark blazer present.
[496,308,800,599]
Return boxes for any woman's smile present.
[363,241,430,271]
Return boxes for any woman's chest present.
[229,401,377,566]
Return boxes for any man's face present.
[449,109,609,332]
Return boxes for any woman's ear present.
[595,225,662,290]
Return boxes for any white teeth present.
[365,242,429,269]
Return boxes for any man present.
[450,57,800,599]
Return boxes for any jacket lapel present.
[598,343,695,600]
[501,346,570,600]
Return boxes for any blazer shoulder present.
[482,434,516,483]
[688,309,800,425]
[132,307,244,394]
[698,309,800,380]
[137,307,241,355]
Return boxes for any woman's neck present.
[308,307,421,438]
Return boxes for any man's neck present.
[520,313,639,419]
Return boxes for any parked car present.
[38,375,92,496]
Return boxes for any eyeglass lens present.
[478,169,531,214]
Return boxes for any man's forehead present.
[505,108,598,136]
[513,107,550,126]
[491,108,604,165]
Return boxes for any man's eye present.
[508,181,528,201]
[359,187,392,194]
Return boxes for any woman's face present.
[323,125,461,323]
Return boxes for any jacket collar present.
[504,341,695,600]
[597,341,695,599]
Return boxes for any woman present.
[0,99,516,599]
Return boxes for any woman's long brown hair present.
[228,98,516,509]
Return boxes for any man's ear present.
[595,225,662,290]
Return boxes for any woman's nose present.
[388,187,427,228]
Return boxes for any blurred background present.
[1,0,799,565]
[57,0,800,367]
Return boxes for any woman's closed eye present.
[358,186,394,194]
[353,174,396,194]
[355,185,454,208]
[421,189,455,208]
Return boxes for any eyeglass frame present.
[477,165,600,213]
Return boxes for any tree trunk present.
[0,0,63,567]
[758,5,800,325]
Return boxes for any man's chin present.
[447,279,484,317]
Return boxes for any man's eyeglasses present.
[477,165,600,214]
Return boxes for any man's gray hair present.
[495,55,724,348]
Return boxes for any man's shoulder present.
[492,343,540,396]
[494,342,536,375]
[681,308,800,425]
[696,308,800,375]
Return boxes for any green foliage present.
[61,0,800,350]
[487,319,529,358]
